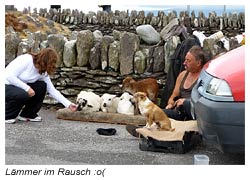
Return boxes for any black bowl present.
[96,128,117,136]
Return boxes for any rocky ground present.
[5,11,71,39]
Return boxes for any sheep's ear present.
[83,99,87,103]
[76,98,82,104]
[87,105,93,108]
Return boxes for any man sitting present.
[126,45,209,137]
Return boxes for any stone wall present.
[5,7,245,106]
[34,7,245,37]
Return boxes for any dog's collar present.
[124,91,133,96]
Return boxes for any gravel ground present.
[5,108,244,165]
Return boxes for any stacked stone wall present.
[5,7,245,106]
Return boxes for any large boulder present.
[76,30,94,66]
[101,35,114,70]
[136,24,160,45]
[47,34,67,67]
[119,32,140,75]
[109,41,120,72]
[5,30,21,65]
[63,40,77,67]
[134,50,146,74]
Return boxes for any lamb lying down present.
[100,93,120,113]
[76,91,101,113]
[76,91,135,115]
[117,92,135,115]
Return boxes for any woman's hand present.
[27,88,35,97]
[68,103,78,112]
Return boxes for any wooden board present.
[56,108,146,125]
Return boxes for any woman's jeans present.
[5,81,46,120]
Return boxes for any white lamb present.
[76,91,101,113]
[117,92,135,115]
[100,93,120,113]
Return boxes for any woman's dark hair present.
[30,48,58,75]
[189,45,210,66]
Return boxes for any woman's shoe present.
[18,116,42,122]
[5,119,16,124]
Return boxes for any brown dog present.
[133,92,175,131]
[122,76,159,103]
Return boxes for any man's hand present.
[175,98,185,107]
[166,103,174,109]
[166,99,175,109]
[166,98,186,109]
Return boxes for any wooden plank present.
[56,108,146,125]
